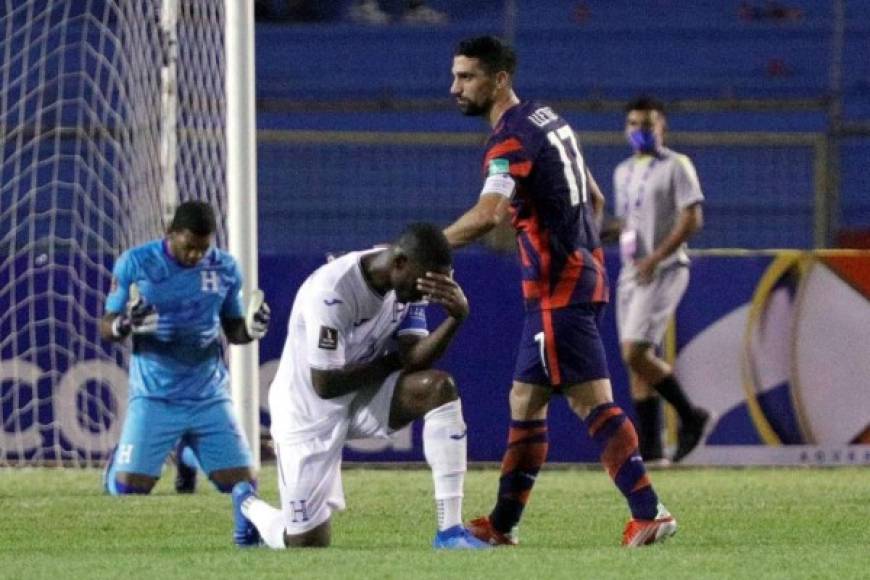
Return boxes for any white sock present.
[423,399,467,531]
[242,497,287,549]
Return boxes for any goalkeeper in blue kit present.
[100,201,270,518]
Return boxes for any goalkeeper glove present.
[245,289,271,340]
[112,298,159,338]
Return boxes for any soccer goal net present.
[0,1,228,466]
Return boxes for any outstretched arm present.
[443,193,510,249]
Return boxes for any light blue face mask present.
[628,129,657,153]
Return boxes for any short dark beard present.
[458,99,491,117]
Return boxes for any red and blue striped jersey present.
[482,101,608,311]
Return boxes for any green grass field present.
[1,465,867,579]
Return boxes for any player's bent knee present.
[113,472,156,495]
[285,534,330,548]
[285,520,331,548]
[623,342,653,370]
[212,480,235,494]
[392,370,460,427]
[113,481,152,495]
[430,371,459,407]
[209,467,255,493]
[564,379,614,420]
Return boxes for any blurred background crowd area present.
[247,1,870,254]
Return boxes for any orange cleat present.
[622,503,677,547]
[466,516,519,546]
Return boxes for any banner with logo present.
[672,250,870,465]
[1,250,867,466]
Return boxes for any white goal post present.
[0,1,259,467]
[226,0,260,470]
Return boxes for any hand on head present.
[416,271,469,321]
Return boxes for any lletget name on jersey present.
[527,106,558,128]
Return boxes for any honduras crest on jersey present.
[106,239,245,400]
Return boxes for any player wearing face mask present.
[612,96,712,465]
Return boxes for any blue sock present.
[114,480,151,495]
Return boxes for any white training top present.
[269,250,428,442]
[613,147,704,275]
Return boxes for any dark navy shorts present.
[513,303,610,388]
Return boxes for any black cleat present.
[673,408,712,463]
[173,442,198,494]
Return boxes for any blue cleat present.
[432,525,492,550]
[231,481,261,547]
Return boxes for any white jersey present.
[269,250,428,442]
[613,147,704,277]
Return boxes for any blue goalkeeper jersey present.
[105,239,245,401]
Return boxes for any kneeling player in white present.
[232,223,488,550]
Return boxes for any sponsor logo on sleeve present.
[318,326,338,350]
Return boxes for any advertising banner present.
[674,250,870,465]
[1,250,867,466]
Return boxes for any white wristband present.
[480,173,515,198]
[111,316,128,338]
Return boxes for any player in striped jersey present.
[444,36,676,547]
[613,96,711,464]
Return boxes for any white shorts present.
[617,265,689,346]
[271,371,400,535]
